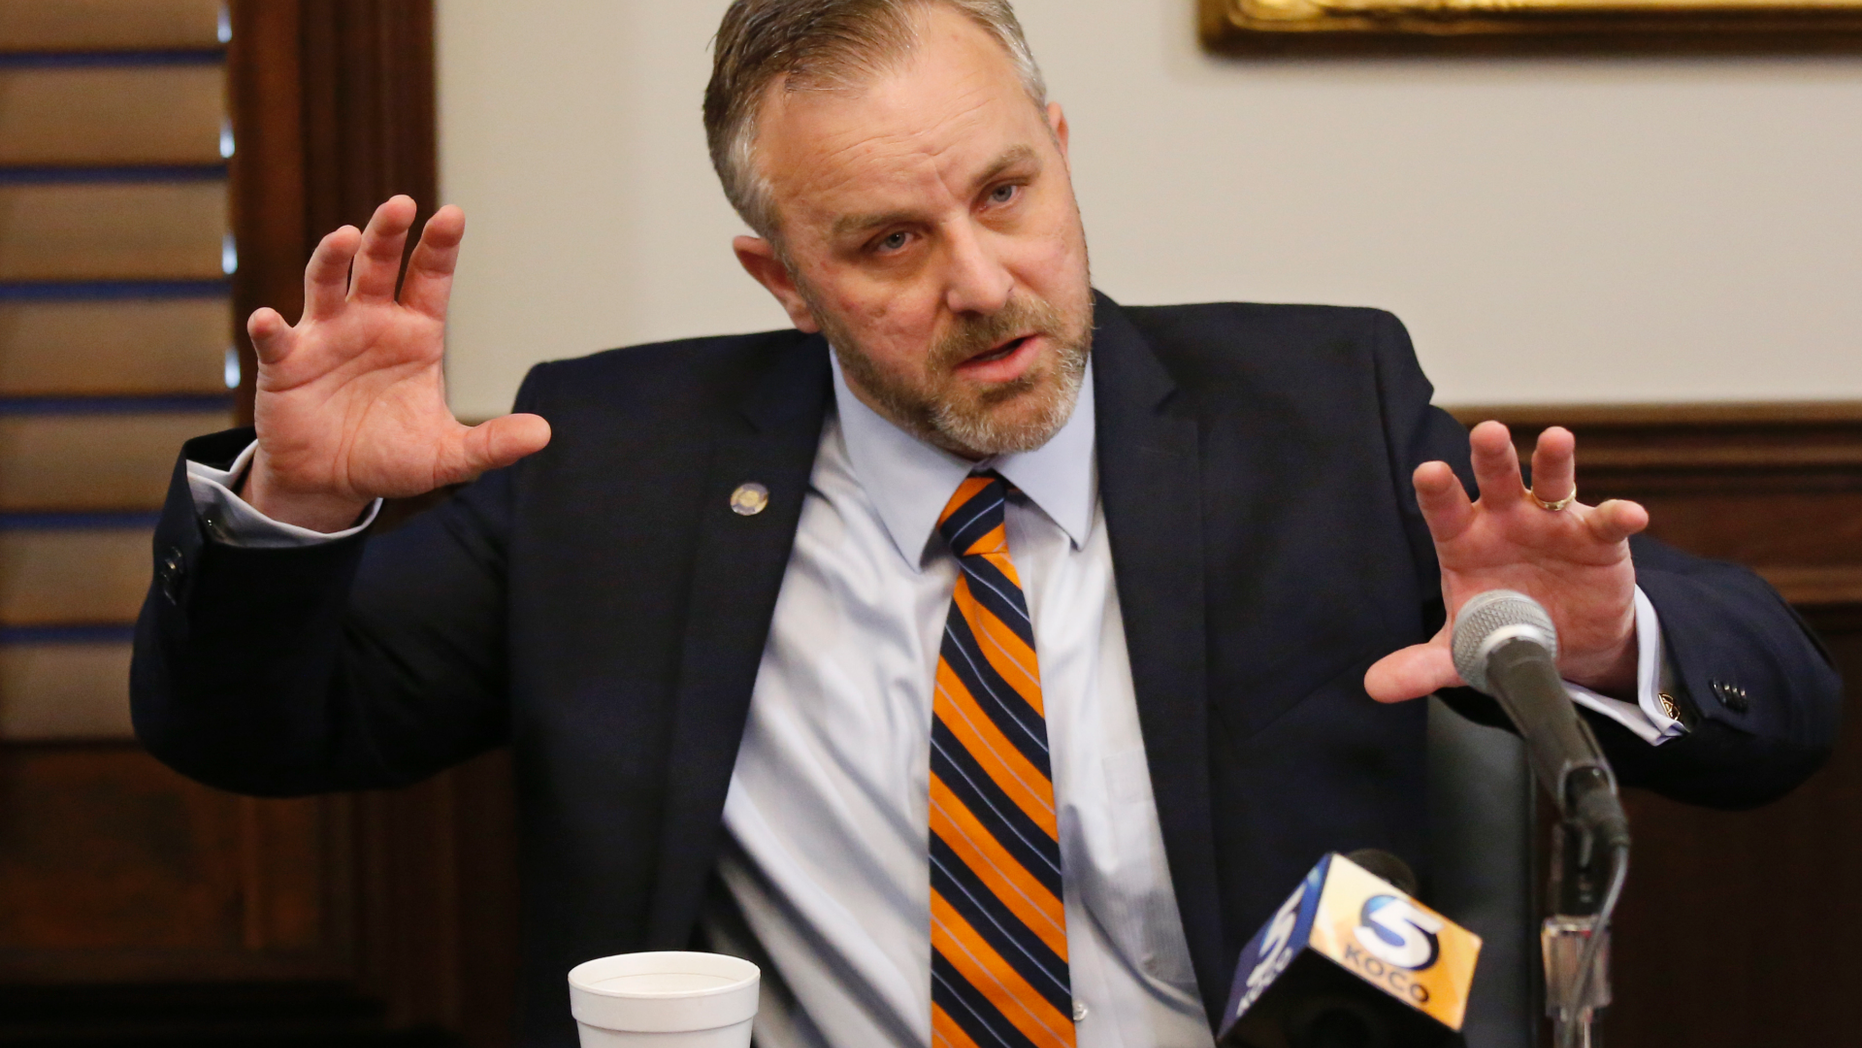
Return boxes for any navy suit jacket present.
[132,295,1842,1045]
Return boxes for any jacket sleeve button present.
[158,547,186,604]
[1710,679,1750,713]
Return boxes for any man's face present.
[734,5,1093,459]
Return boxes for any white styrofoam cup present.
[567,951,760,1047]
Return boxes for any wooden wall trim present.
[1448,403,1862,609]
[1450,401,1862,427]
[1450,402,1862,470]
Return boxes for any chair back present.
[1428,696,1540,1048]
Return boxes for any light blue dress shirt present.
[701,359,1215,1048]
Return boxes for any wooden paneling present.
[0,527,152,625]
[0,746,242,953]
[0,181,227,282]
[0,984,398,1044]
[0,66,225,167]
[1755,564,1862,609]
[0,410,228,511]
[1606,609,1862,1045]
[0,298,229,396]
[1454,402,1862,605]
[0,0,223,53]
[0,642,132,740]
[0,744,339,983]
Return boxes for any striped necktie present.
[930,471,1075,1048]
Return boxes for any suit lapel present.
[645,334,832,947]
[1091,296,1228,1026]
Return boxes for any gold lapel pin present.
[730,482,770,516]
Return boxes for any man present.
[132,1,1841,1046]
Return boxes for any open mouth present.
[962,334,1035,367]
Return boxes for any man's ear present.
[734,236,820,333]
[1046,101,1070,164]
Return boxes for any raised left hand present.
[1364,421,1648,703]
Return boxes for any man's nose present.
[941,222,1013,316]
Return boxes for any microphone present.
[1450,591,1632,1047]
[1217,851,1480,1048]
[1343,848,1419,898]
[1448,590,1629,852]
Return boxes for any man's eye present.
[876,231,909,252]
[988,183,1019,205]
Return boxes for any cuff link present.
[1657,691,1681,721]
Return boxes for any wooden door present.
[0,3,518,1044]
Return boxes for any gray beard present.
[923,341,1085,456]
[807,287,1093,459]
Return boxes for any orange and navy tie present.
[930,472,1075,1048]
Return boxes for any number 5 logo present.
[1355,895,1443,971]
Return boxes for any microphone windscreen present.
[1450,589,1557,693]
[1343,849,1419,899]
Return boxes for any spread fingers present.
[247,307,293,364]
[1413,459,1474,542]
[1530,426,1577,507]
[1586,498,1650,545]
[398,205,465,320]
[1469,420,1527,509]
[303,225,360,321]
[348,196,419,303]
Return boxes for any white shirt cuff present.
[1563,586,1686,746]
[184,440,382,548]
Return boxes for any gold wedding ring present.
[1529,488,1576,512]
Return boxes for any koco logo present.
[1354,895,1442,971]
[1233,883,1306,1019]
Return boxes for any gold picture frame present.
[1200,0,1862,52]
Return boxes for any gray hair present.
[704,0,1048,242]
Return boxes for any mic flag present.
[1218,853,1482,1048]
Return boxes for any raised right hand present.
[244,196,551,532]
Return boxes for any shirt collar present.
[830,352,1098,573]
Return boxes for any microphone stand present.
[1542,767,1631,1048]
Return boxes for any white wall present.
[437,0,1862,420]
